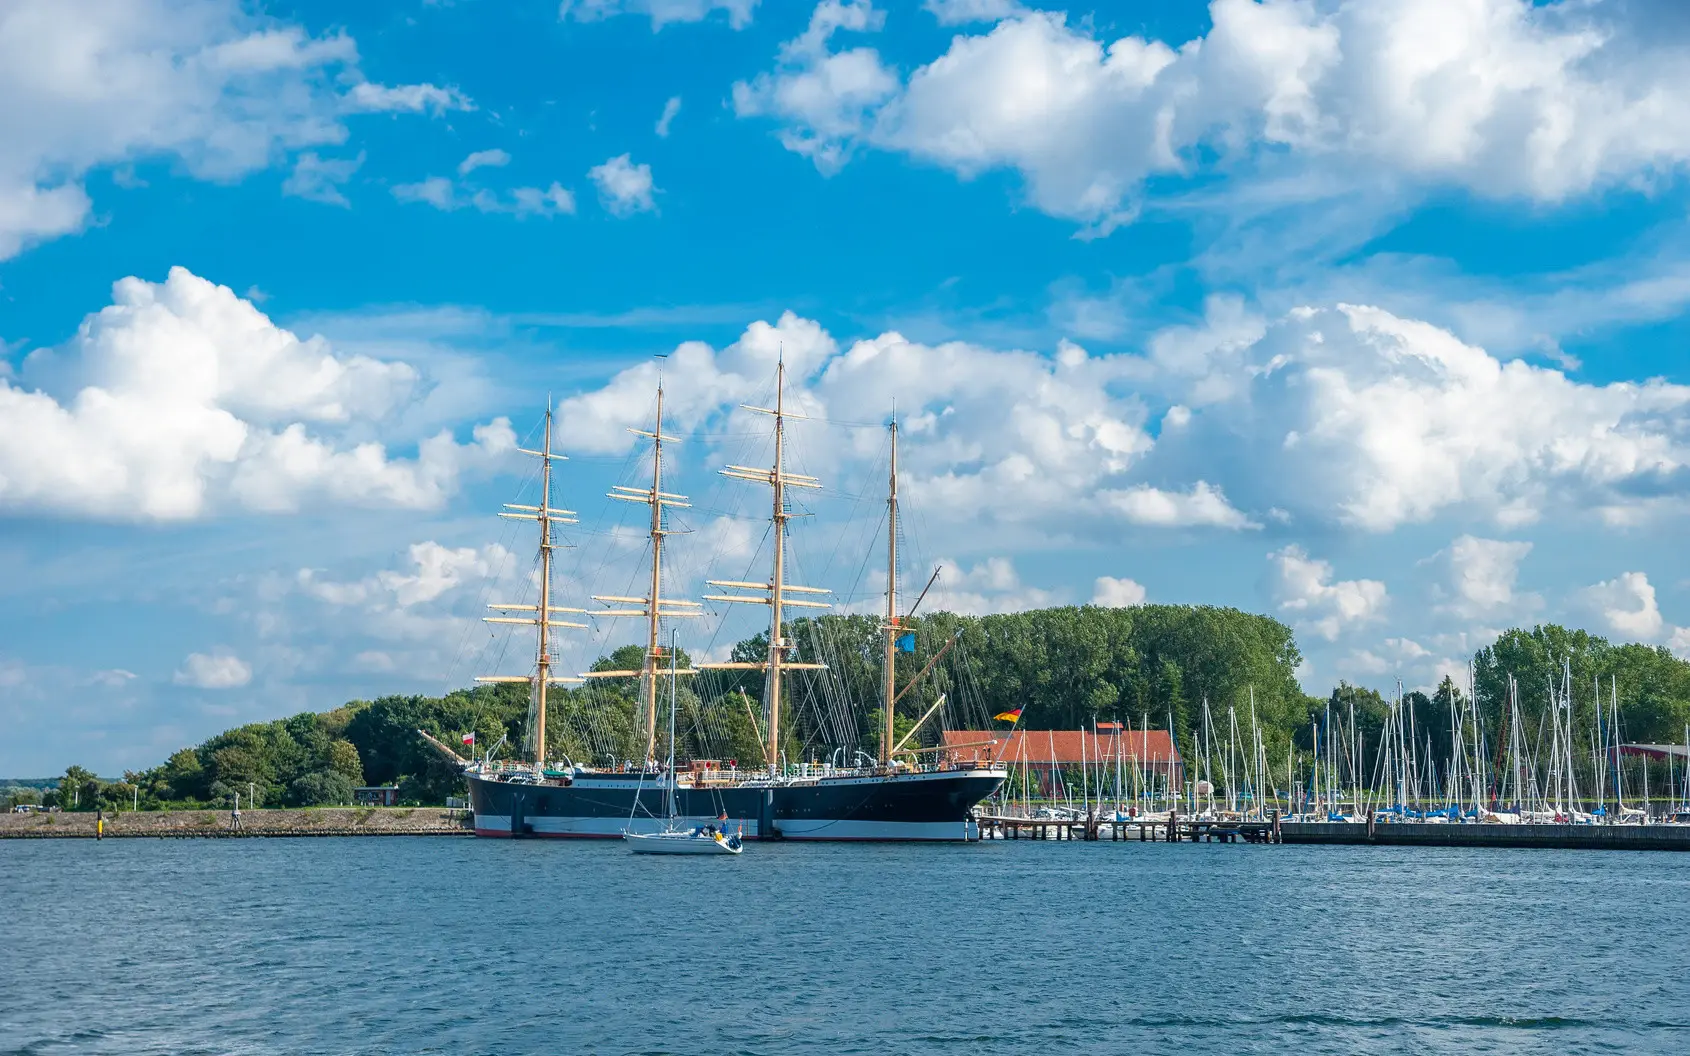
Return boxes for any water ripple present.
[2,839,1685,1055]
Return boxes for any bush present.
[1,786,41,811]
[287,771,355,807]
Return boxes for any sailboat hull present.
[626,831,742,854]
[466,767,1005,841]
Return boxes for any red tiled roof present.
[940,728,1180,765]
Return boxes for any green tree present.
[326,739,364,785]
[1,785,41,810]
[56,766,101,811]
[288,771,355,807]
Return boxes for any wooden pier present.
[1280,820,1690,851]
[977,813,1283,844]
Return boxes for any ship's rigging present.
[467,366,1003,776]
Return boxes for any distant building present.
[353,786,400,806]
[940,726,1184,796]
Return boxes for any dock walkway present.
[977,814,1282,843]
[1281,820,1690,851]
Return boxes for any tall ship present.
[460,363,1007,840]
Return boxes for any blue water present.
[2,838,1686,1055]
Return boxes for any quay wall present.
[1281,821,1690,852]
[0,807,472,838]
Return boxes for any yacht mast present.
[881,418,899,766]
[477,407,586,768]
[585,384,702,766]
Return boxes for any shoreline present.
[1,806,472,838]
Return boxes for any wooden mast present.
[645,386,666,762]
[702,358,830,775]
[477,406,586,769]
[536,409,555,765]
[767,359,788,773]
[584,384,702,766]
[881,418,898,766]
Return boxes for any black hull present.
[465,767,1005,841]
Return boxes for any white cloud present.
[923,0,1022,24]
[555,312,1161,545]
[927,557,1061,615]
[282,152,363,207]
[293,541,545,665]
[739,0,1690,228]
[655,96,682,137]
[1269,545,1387,641]
[1090,576,1146,607]
[505,183,577,217]
[174,651,252,689]
[458,149,511,176]
[301,541,516,614]
[0,0,465,259]
[1580,571,1665,641]
[588,154,658,216]
[1339,636,1468,693]
[551,298,1690,554]
[343,82,473,115]
[396,177,576,217]
[1098,481,1256,529]
[1343,637,1425,676]
[559,0,759,30]
[394,177,458,210]
[731,0,896,173]
[1150,303,1690,531]
[0,268,513,520]
[1669,626,1690,661]
[1434,535,1538,619]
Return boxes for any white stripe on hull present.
[475,815,753,838]
[474,815,979,841]
[774,818,979,841]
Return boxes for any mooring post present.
[1272,809,1281,844]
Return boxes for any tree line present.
[8,607,1688,811]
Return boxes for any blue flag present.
[895,633,916,653]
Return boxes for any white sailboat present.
[624,631,744,856]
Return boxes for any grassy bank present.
[0,807,472,838]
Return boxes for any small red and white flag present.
[462,732,475,746]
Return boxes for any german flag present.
[993,708,1023,723]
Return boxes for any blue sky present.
[5,0,1690,775]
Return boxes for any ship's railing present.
[474,756,1005,785]
[685,759,1006,785]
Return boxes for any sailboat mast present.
[882,418,899,766]
[766,360,789,774]
[535,409,555,767]
[644,386,667,763]
[666,628,678,820]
